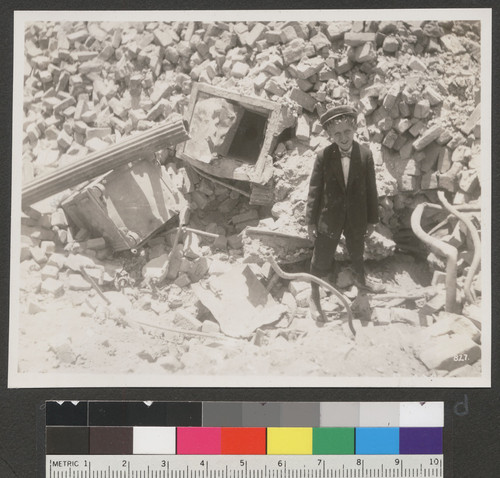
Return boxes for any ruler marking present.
[46,456,444,478]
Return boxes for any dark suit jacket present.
[305,140,379,238]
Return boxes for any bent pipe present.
[437,191,481,304]
[411,203,459,313]
[267,256,356,337]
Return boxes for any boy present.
[305,105,380,320]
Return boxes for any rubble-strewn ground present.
[17,19,483,380]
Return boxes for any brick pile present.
[21,20,482,339]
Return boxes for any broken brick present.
[264,78,287,97]
[282,39,306,65]
[399,174,420,191]
[335,57,354,75]
[289,87,316,113]
[231,62,250,79]
[353,42,377,63]
[382,130,398,149]
[344,32,377,46]
[459,169,479,194]
[382,84,400,111]
[417,335,480,371]
[296,115,310,143]
[68,273,92,291]
[413,125,443,150]
[296,57,325,79]
[413,99,431,119]
[421,171,439,189]
[408,56,427,72]
[41,278,64,296]
[187,257,210,283]
[440,34,466,55]
[438,162,462,193]
[246,23,267,48]
[372,307,391,325]
[382,36,400,53]
[359,96,378,115]
[41,264,59,280]
[310,31,330,51]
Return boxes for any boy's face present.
[325,118,356,152]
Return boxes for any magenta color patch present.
[176,427,221,454]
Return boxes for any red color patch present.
[221,427,266,455]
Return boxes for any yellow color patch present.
[267,428,313,455]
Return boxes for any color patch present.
[133,427,176,454]
[399,402,444,427]
[280,403,320,427]
[46,402,87,426]
[166,402,202,426]
[89,402,128,426]
[359,402,400,427]
[312,428,355,455]
[124,402,168,426]
[177,427,221,454]
[89,427,133,454]
[267,428,313,455]
[221,428,266,455]
[46,427,89,455]
[203,402,243,427]
[399,428,443,454]
[355,428,399,455]
[242,403,280,427]
[320,402,360,427]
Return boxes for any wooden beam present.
[22,117,189,208]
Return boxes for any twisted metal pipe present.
[267,256,356,337]
[437,191,481,304]
[411,203,459,313]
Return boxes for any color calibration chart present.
[46,401,444,477]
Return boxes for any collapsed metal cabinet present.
[177,83,292,188]
[62,159,181,251]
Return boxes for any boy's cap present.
[320,105,358,127]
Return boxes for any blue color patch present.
[355,428,399,454]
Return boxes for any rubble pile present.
[23,21,481,255]
[18,19,483,378]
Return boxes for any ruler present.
[46,455,443,477]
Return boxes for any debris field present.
[18,19,483,379]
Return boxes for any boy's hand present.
[307,225,317,242]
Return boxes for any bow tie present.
[340,151,351,159]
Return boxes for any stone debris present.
[413,311,481,371]
[417,335,480,372]
[191,264,286,337]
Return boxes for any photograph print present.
[9,9,491,387]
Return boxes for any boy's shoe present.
[309,294,328,323]
[354,277,386,293]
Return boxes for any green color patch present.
[313,427,355,455]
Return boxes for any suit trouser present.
[310,222,366,284]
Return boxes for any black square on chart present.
[89,402,128,426]
[46,401,88,426]
[165,402,202,426]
